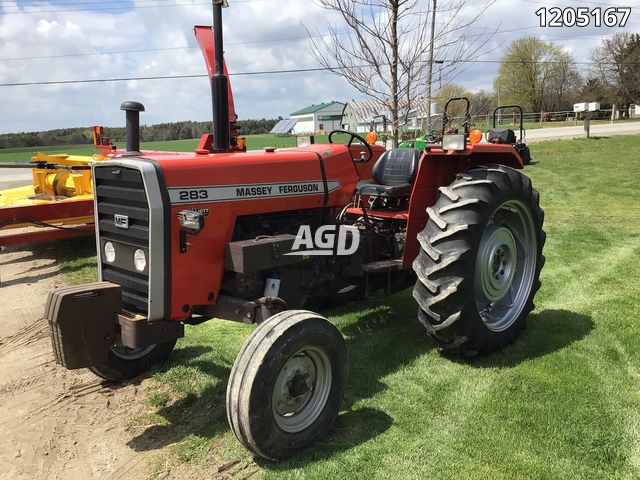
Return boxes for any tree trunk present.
[425,0,437,133]
[391,0,399,147]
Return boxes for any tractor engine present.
[218,209,363,308]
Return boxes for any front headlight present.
[104,241,116,263]
[134,249,146,272]
[442,134,466,151]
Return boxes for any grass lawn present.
[59,136,640,479]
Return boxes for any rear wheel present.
[226,310,348,460]
[412,165,545,356]
[89,340,176,382]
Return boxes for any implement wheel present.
[412,164,545,356]
[227,310,348,460]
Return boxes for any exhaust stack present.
[120,101,145,156]
[211,0,230,152]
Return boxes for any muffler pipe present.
[211,0,230,152]
[120,101,145,156]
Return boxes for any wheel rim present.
[271,346,332,433]
[111,343,155,360]
[475,199,537,332]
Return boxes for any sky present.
[0,0,638,133]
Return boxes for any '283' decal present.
[178,189,209,201]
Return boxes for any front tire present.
[89,340,176,382]
[412,165,545,356]
[226,310,348,460]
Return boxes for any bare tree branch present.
[305,0,496,146]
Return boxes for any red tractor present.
[45,1,545,461]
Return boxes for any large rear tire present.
[226,310,348,460]
[412,165,545,356]
[89,340,176,382]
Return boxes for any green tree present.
[469,90,496,116]
[546,50,582,111]
[578,78,610,107]
[590,32,640,114]
[494,37,581,112]
[0,118,281,149]
[434,83,471,120]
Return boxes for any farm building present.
[342,98,436,133]
[290,102,345,134]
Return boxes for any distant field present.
[0,134,336,163]
[4,119,640,163]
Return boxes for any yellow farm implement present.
[0,127,114,246]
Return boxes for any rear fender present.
[403,145,524,268]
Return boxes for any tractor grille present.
[94,165,150,314]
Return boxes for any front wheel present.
[226,310,348,460]
[89,340,176,382]
[412,165,545,356]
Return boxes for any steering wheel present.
[328,129,373,162]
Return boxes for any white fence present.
[435,107,639,129]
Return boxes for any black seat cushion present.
[487,128,516,144]
[355,148,420,197]
[355,180,413,197]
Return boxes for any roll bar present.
[441,97,471,137]
[492,105,524,143]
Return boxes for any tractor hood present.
[141,145,362,209]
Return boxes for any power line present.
[1,46,198,61]
[0,25,540,63]
[0,25,622,63]
[521,0,625,7]
[1,2,211,14]
[0,66,334,87]
[0,0,180,5]
[0,73,208,87]
[0,34,316,61]
[0,0,187,5]
[0,15,624,65]
[0,0,272,15]
[2,58,639,87]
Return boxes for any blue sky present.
[0,0,638,133]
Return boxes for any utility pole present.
[496,80,501,125]
[425,0,437,131]
[435,60,444,90]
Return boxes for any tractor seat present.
[355,148,420,197]
[487,128,516,144]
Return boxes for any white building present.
[290,102,345,135]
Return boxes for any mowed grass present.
[55,136,640,478]
[0,134,333,162]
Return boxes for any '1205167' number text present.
[535,7,631,28]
